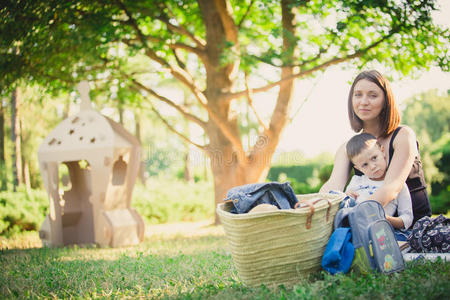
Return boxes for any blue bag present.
[321,227,355,274]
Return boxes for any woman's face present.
[352,79,385,123]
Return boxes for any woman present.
[320,70,431,225]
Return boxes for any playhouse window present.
[58,163,72,195]
[112,156,127,185]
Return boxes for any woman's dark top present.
[353,127,432,225]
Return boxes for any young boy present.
[345,133,413,234]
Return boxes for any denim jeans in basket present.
[224,182,298,214]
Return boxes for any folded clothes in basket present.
[224,182,298,214]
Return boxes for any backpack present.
[333,200,405,274]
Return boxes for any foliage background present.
[0,87,449,236]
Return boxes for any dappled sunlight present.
[145,219,225,239]
[0,231,42,250]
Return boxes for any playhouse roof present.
[38,81,140,159]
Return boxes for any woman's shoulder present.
[393,125,417,144]
[337,140,348,152]
[334,140,351,162]
[391,125,419,154]
[330,140,352,175]
[397,125,416,136]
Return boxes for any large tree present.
[1,0,448,221]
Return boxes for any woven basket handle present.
[294,198,332,229]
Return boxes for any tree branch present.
[214,0,238,43]
[116,0,150,49]
[146,101,206,151]
[118,0,244,158]
[118,11,208,111]
[154,4,206,49]
[172,49,186,70]
[131,79,207,130]
[244,72,267,131]
[223,29,398,101]
[122,35,205,58]
[237,0,255,28]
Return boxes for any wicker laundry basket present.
[217,192,345,287]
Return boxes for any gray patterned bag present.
[407,215,450,253]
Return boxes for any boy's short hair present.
[346,133,378,160]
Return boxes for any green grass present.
[1,229,449,299]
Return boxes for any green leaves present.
[1,0,447,94]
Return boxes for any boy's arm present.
[386,215,406,229]
[395,184,414,229]
[345,190,359,199]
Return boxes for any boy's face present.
[352,141,387,180]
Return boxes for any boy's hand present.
[345,190,359,199]
[386,215,405,229]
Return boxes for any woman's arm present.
[372,126,418,207]
[386,215,405,229]
[395,184,414,229]
[319,142,351,193]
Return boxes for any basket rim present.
[217,192,344,219]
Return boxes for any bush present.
[0,179,214,237]
[131,178,214,224]
[288,178,321,194]
[268,163,336,195]
[430,133,450,214]
[267,164,316,183]
[430,189,450,215]
[318,164,333,184]
[0,187,49,236]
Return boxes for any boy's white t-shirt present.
[345,175,413,229]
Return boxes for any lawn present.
[1,220,449,299]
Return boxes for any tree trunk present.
[22,157,31,191]
[19,118,31,190]
[199,0,241,223]
[63,98,71,119]
[11,88,23,191]
[197,0,297,223]
[207,122,273,224]
[118,105,124,125]
[134,112,147,184]
[0,102,6,191]
[207,131,246,224]
[183,150,194,183]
